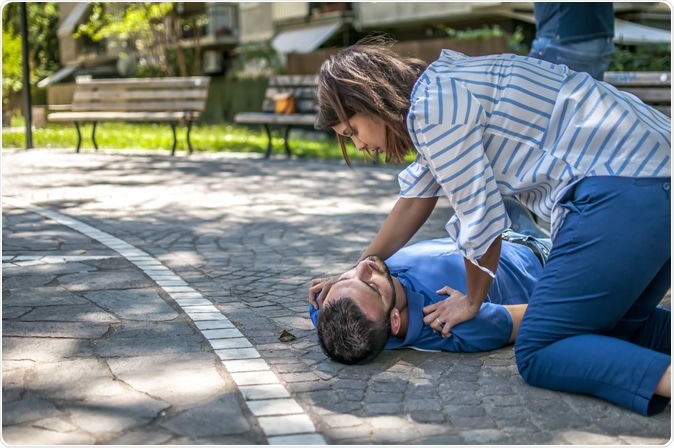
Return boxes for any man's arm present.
[505,304,527,344]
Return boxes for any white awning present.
[37,64,80,88]
[614,19,671,45]
[272,22,341,54]
[58,2,91,37]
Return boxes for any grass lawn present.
[1,121,383,162]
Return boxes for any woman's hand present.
[308,275,339,309]
[422,286,480,338]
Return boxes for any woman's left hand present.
[422,286,481,338]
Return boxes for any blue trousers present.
[515,176,671,416]
[528,36,614,80]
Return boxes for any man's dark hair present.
[317,297,390,365]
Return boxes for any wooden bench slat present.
[604,71,671,86]
[73,89,209,101]
[70,101,206,112]
[76,77,210,88]
[234,112,316,126]
[269,75,318,87]
[48,111,200,122]
[603,71,670,117]
[618,87,672,103]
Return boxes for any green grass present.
[1,120,368,161]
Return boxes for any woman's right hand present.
[308,275,339,309]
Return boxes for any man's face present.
[323,255,397,321]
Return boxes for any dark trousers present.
[515,176,671,416]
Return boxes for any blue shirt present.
[309,238,543,353]
[402,50,671,274]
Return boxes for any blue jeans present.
[515,176,671,416]
[528,36,614,80]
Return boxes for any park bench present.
[603,71,671,117]
[47,76,211,155]
[234,75,318,159]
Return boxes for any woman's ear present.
[390,308,401,336]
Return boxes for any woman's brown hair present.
[314,35,427,166]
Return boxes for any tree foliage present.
[1,2,60,97]
[75,2,207,77]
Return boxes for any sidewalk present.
[2,148,671,445]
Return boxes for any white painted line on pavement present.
[2,196,327,445]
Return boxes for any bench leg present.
[263,124,273,159]
[283,126,292,158]
[74,122,82,153]
[91,122,98,151]
[186,120,194,154]
[170,123,177,156]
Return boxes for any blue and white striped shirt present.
[401,50,671,275]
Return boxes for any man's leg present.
[514,176,671,416]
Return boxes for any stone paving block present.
[230,371,280,386]
[2,397,62,426]
[58,270,154,291]
[67,392,169,433]
[2,274,58,289]
[3,286,89,306]
[106,352,229,408]
[96,321,202,357]
[24,358,128,401]
[106,427,175,445]
[18,304,120,323]
[2,306,31,319]
[2,321,110,339]
[3,337,94,362]
[85,289,179,321]
[1,425,96,445]
[267,433,327,445]
[239,384,291,401]
[257,414,316,436]
[160,394,251,438]
[246,398,305,417]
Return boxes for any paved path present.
[2,148,670,445]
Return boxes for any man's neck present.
[392,276,409,338]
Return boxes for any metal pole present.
[20,2,33,149]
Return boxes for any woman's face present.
[332,114,387,154]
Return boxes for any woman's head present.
[315,36,427,166]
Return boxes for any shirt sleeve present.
[398,154,443,198]
[410,302,513,352]
[407,74,509,275]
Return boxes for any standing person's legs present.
[528,36,614,80]
[514,176,671,416]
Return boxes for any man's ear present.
[390,309,401,336]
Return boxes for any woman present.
[309,37,671,416]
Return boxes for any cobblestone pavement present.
[2,148,671,445]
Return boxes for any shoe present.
[503,197,551,239]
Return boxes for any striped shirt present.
[401,49,671,275]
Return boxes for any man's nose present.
[355,259,374,278]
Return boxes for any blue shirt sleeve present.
[399,302,513,353]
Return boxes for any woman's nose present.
[351,136,366,151]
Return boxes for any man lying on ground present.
[308,201,552,364]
